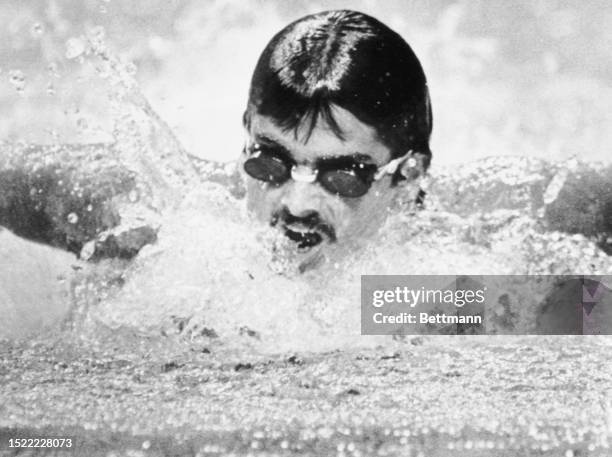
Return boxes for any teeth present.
[283,226,324,249]
[286,224,314,234]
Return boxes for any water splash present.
[3,21,610,356]
[81,174,611,354]
[8,69,26,94]
[65,37,86,59]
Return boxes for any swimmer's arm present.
[430,157,612,249]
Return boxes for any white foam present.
[87,180,533,354]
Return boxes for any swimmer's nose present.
[280,180,325,219]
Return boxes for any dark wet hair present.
[245,10,432,166]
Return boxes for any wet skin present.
[240,105,402,259]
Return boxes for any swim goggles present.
[243,140,414,198]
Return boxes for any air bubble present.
[67,213,79,224]
[46,82,55,96]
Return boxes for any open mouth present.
[283,226,324,250]
[270,209,336,252]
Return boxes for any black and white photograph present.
[1,1,611,455]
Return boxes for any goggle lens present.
[244,154,290,184]
[243,150,376,198]
[319,170,370,198]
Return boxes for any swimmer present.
[239,10,432,258]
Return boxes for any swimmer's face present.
[240,105,398,254]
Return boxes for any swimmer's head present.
[240,10,432,255]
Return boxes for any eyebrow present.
[254,134,288,150]
[254,134,293,160]
[253,133,375,165]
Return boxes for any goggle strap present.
[374,150,413,180]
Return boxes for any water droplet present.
[8,70,26,94]
[77,118,88,131]
[47,62,60,78]
[141,440,151,450]
[223,162,236,175]
[67,212,79,224]
[90,25,105,41]
[31,23,44,37]
[65,38,86,59]
[80,240,96,260]
[94,62,111,79]
[124,62,137,76]
[45,129,59,140]
[86,204,93,212]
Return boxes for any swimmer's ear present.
[394,151,429,184]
